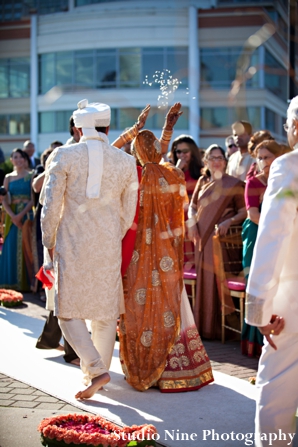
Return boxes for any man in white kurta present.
[245,96,298,446]
[41,99,138,399]
[226,120,254,181]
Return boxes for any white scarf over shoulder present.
[73,99,111,199]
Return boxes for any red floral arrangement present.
[38,414,157,447]
[0,289,23,307]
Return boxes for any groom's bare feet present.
[75,372,110,400]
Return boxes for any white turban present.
[73,99,111,128]
[73,99,111,199]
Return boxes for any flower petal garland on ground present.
[38,414,157,447]
[0,289,23,307]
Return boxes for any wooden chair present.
[183,237,196,310]
[212,225,246,343]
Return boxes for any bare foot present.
[70,358,80,366]
[75,372,110,400]
[56,344,64,352]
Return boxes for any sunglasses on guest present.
[228,144,237,149]
[175,149,190,154]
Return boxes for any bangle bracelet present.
[120,124,138,144]
[161,128,173,142]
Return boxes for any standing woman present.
[170,135,203,269]
[188,145,247,339]
[170,135,203,199]
[241,140,291,357]
[0,149,34,291]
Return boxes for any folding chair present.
[213,225,246,343]
[183,237,196,310]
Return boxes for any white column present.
[69,0,74,12]
[188,5,200,145]
[30,14,38,153]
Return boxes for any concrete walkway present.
[0,293,259,447]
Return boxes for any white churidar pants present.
[255,333,298,447]
[59,318,117,385]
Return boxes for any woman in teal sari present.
[241,140,291,357]
[0,149,34,291]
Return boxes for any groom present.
[41,99,138,399]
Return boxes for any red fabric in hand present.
[35,266,55,290]
[121,166,142,276]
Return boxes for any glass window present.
[0,59,8,98]
[39,112,55,133]
[38,46,188,92]
[201,48,238,88]
[9,58,30,97]
[200,108,229,130]
[119,108,141,130]
[75,0,127,5]
[74,50,94,87]
[56,110,73,133]
[0,58,30,98]
[265,49,287,100]
[9,114,30,135]
[96,50,117,88]
[166,48,188,87]
[265,108,281,134]
[0,115,8,134]
[56,52,73,87]
[174,107,189,129]
[109,108,117,130]
[200,107,260,130]
[40,53,55,94]
[119,48,141,88]
[142,48,164,89]
[201,47,259,89]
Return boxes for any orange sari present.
[119,131,213,392]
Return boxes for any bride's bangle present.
[120,123,138,144]
[161,128,173,142]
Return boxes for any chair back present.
[213,226,243,278]
[213,225,243,314]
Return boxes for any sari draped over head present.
[119,130,187,391]
[196,174,245,251]
[192,173,245,339]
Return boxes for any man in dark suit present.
[23,140,40,169]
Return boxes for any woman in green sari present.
[0,148,34,291]
[241,140,291,357]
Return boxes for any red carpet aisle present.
[0,307,257,446]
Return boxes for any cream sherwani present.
[41,139,138,321]
[41,136,138,383]
[246,149,298,447]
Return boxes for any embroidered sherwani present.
[245,149,298,447]
[41,139,138,321]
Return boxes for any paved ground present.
[0,293,259,447]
